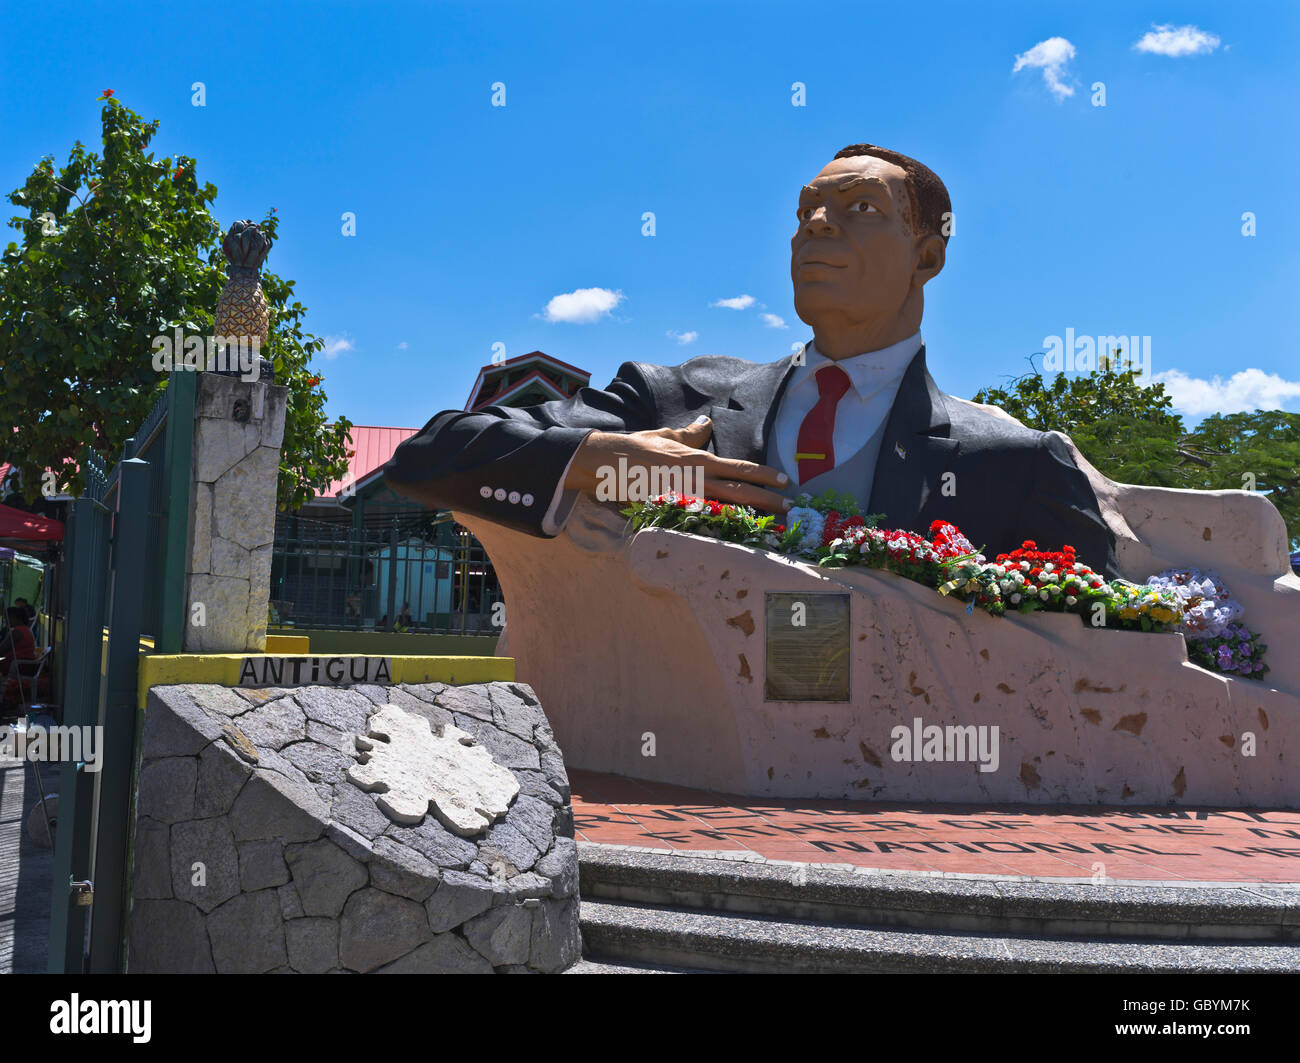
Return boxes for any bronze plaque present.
[764,592,851,702]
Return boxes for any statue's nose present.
[803,206,836,235]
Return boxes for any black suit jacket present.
[384,347,1119,576]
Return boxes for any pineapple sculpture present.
[213,219,273,379]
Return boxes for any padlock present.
[71,879,94,907]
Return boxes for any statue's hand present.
[565,417,792,514]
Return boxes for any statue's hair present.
[833,143,951,245]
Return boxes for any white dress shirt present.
[771,332,922,482]
[541,330,923,533]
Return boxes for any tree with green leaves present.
[973,355,1300,549]
[1179,410,1300,548]
[971,353,1188,487]
[0,94,351,511]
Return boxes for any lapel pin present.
[894,441,907,460]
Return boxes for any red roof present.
[319,425,418,500]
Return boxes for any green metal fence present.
[47,371,195,973]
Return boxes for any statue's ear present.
[913,232,946,288]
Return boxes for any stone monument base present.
[127,681,579,973]
[461,473,1300,806]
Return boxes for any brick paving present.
[0,742,55,974]
[571,768,1300,883]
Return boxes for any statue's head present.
[791,144,950,356]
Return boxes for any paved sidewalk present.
[0,746,55,974]
[571,768,1300,884]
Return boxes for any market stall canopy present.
[0,502,64,542]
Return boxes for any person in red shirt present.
[0,605,37,677]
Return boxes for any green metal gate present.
[47,371,196,973]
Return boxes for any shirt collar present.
[796,332,923,398]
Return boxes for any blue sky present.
[2,0,1297,430]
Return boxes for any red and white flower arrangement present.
[623,486,1273,678]
[622,490,1192,638]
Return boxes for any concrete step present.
[563,958,694,974]
[579,898,1300,974]
[579,843,1300,943]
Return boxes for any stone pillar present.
[183,374,287,653]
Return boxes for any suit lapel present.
[867,346,960,529]
[707,353,798,463]
[703,345,958,533]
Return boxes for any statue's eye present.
[849,200,880,214]
[799,207,815,221]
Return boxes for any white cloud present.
[711,295,756,310]
[1012,37,1077,100]
[1134,24,1220,57]
[760,313,787,329]
[396,341,408,350]
[322,335,354,360]
[667,329,698,345]
[1154,368,1300,418]
[543,287,624,324]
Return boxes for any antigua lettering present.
[237,656,392,687]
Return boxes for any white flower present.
[785,506,825,553]
[1148,566,1245,639]
[1066,595,1078,606]
[1010,593,1022,604]
[686,499,705,514]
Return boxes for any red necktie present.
[795,364,852,484]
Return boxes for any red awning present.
[0,503,64,542]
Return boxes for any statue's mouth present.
[795,251,848,271]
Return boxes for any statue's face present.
[790,154,918,329]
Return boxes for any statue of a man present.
[385,143,1117,573]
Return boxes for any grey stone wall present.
[184,374,287,653]
[126,681,580,973]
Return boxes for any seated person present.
[13,597,38,642]
[0,605,38,678]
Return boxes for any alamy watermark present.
[890,717,1000,774]
[2,722,102,773]
[50,994,150,1042]
[594,459,706,503]
[150,327,262,382]
[1042,329,1151,377]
